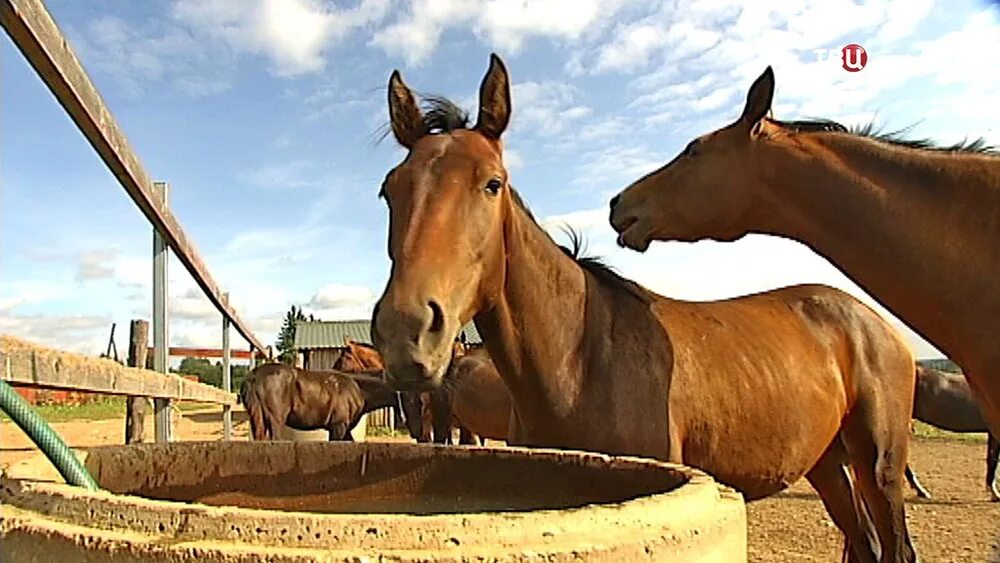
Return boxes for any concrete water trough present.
[0,441,747,562]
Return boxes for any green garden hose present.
[0,379,99,490]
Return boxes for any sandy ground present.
[2,407,997,562]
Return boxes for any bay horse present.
[239,362,398,441]
[430,347,511,446]
[905,366,999,501]
[608,66,1000,437]
[333,340,385,372]
[370,54,917,562]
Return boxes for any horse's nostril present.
[609,193,621,210]
[428,300,445,334]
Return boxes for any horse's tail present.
[238,378,250,406]
[242,381,266,441]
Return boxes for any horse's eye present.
[485,177,503,195]
[683,140,699,157]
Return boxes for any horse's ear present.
[739,66,774,130]
[388,70,424,149]
[475,53,511,140]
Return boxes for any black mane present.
[421,95,471,134]
[771,118,996,154]
[376,93,471,145]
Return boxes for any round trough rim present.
[2,441,748,560]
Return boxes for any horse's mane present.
[376,94,471,146]
[771,118,997,155]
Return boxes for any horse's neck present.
[361,382,396,411]
[475,202,588,430]
[755,136,1000,362]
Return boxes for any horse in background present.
[334,340,430,441]
[239,362,397,441]
[429,347,511,446]
[905,366,999,501]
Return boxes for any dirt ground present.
[2,407,997,562]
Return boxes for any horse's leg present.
[986,433,999,501]
[807,439,879,563]
[328,422,350,441]
[843,402,916,563]
[904,464,931,499]
[458,427,476,445]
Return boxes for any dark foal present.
[906,366,999,501]
[239,363,398,441]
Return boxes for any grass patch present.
[0,397,126,423]
[365,426,412,438]
[912,421,988,443]
[0,398,226,424]
[175,401,218,412]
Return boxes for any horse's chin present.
[385,366,446,392]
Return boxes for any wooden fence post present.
[152,180,172,443]
[221,292,232,440]
[125,319,149,444]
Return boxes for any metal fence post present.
[222,292,232,440]
[152,181,172,443]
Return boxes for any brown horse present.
[333,340,385,371]
[239,362,397,441]
[429,348,511,446]
[608,66,1000,437]
[905,366,999,501]
[370,54,918,562]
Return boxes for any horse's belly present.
[681,430,833,501]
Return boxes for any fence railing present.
[1,0,269,442]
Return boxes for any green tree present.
[176,357,252,390]
[276,305,308,365]
[176,357,217,383]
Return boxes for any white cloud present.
[75,250,118,282]
[570,144,662,192]
[369,0,479,66]
[508,81,590,137]
[307,283,375,312]
[0,313,112,355]
[540,208,608,235]
[171,288,219,322]
[503,147,524,170]
[593,23,669,73]
[371,0,630,65]
[172,0,391,76]
[237,160,331,190]
[69,14,232,97]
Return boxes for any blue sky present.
[2,0,997,359]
